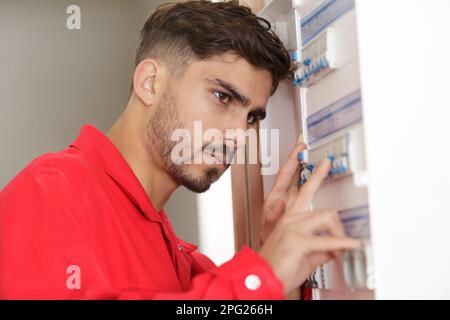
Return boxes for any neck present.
[107,102,179,213]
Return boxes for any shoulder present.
[26,148,95,177]
[1,148,98,200]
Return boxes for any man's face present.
[148,53,272,193]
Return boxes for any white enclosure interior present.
[259,0,450,299]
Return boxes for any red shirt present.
[0,125,284,299]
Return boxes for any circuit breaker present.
[260,0,373,300]
[255,0,450,300]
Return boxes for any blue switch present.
[320,58,326,69]
[328,166,347,176]
[328,155,335,162]
[291,51,298,62]
[306,163,315,171]
[304,58,312,66]
[337,166,347,174]
[313,63,319,74]
[298,151,304,161]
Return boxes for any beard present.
[147,88,227,193]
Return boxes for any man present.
[0,0,360,299]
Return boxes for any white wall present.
[0,0,144,188]
[197,170,235,265]
[356,0,450,299]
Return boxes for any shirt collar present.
[69,124,162,223]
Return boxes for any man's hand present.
[260,140,307,243]
[258,146,361,295]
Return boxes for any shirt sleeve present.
[118,247,285,300]
[0,169,285,300]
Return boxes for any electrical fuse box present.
[255,0,450,300]
[313,204,374,294]
[300,88,367,184]
[339,206,374,290]
[292,0,355,87]
[300,132,351,185]
[294,0,373,298]
[294,28,337,87]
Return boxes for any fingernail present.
[297,142,308,150]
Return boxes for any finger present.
[333,250,345,266]
[294,157,332,212]
[261,199,286,242]
[308,252,334,267]
[288,134,306,191]
[265,198,285,222]
[270,142,307,194]
[303,236,362,254]
[296,209,346,238]
[288,163,302,194]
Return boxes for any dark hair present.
[135,0,292,94]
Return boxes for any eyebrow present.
[208,78,267,120]
[209,78,251,106]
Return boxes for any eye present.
[247,113,257,125]
[247,110,266,125]
[213,91,232,105]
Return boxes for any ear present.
[132,59,164,106]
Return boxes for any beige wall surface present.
[0,0,199,244]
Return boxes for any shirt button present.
[245,274,261,291]
[177,244,182,252]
